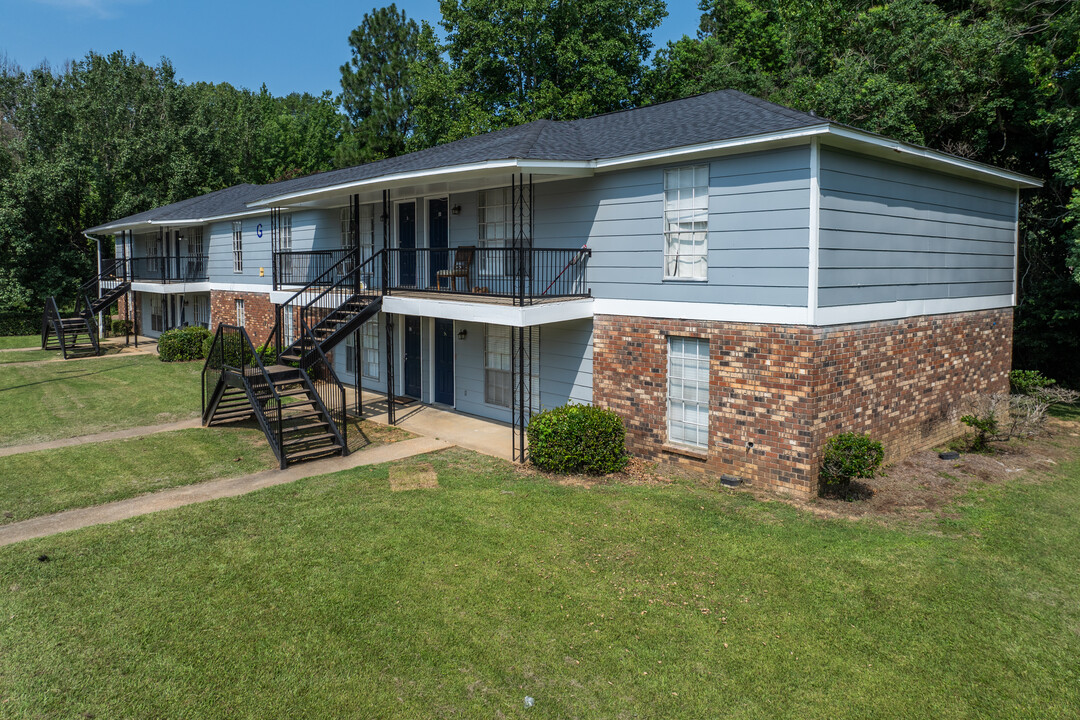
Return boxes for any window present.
[150,295,163,333]
[667,336,709,449]
[281,304,294,346]
[345,332,357,375]
[361,319,379,379]
[485,325,512,407]
[232,221,243,273]
[663,165,709,280]
[341,204,375,261]
[235,298,245,328]
[280,214,292,252]
[478,187,524,276]
[183,227,204,257]
[192,296,209,329]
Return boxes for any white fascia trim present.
[593,299,809,325]
[131,282,213,294]
[147,209,267,226]
[825,126,1043,188]
[592,125,830,170]
[815,295,1014,326]
[807,138,821,325]
[380,295,594,327]
[248,159,594,208]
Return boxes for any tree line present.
[1,0,1077,382]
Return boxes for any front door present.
[433,318,454,405]
[398,202,416,287]
[428,198,448,287]
[403,316,422,399]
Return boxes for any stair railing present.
[201,324,226,422]
[288,251,384,361]
[274,246,364,358]
[77,289,101,356]
[41,297,68,358]
[298,317,349,452]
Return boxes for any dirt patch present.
[389,462,439,491]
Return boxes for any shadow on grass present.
[0,361,140,393]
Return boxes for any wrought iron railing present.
[297,319,349,450]
[41,296,67,356]
[274,249,358,289]
[131,255,209,283]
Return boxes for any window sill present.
[662,277,709,283]
[662,443,709,460]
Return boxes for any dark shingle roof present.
[87,91,825,231]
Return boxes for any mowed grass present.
[2,449,1078,719]
[0,335,39,350]
[0,428,275,524]
[0,349,61,364]
[0,354,202,447]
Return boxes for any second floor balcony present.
[130,255,209,284]
[273,247,590,305]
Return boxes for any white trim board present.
[381,295,594,327]
[131,282,213,294]
[814,295,1014,326]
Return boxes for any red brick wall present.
[210,290,276,346]
[593,308,1013,496]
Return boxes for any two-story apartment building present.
[83,90,1040,494]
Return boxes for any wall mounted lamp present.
[451,205,462,216]
[457,328,467,340]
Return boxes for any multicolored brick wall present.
[209,290,276,347]
[593,308,1013,496]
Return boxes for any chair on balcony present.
[435,245,475,292]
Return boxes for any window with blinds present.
[361,319,379,379]
[664,165,709,280]
[485,325,512,407]
[235,298,245,328]
[478,187,527,276]
[667,336,710,448]
[232,221,243,273]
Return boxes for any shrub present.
[527,404,628,475]
[960,411,998,452]
[1010,369,1056,395]
[0,308,40,336]
[819,432,884,496]
[158,326,212,362]
[110,318,132,336]
[202,332,277,368]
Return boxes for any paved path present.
[0,436,453,547]
[0,418,203,458]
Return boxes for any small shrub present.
[819,432,884,497]
[110,318,133,336]
[202,333,215,361]
[256,343,277,365]
[1010,369,1055,395]
[203,332,277,368]
[158,326,212,362]
[527,404,628,475]
[960,412,998,452]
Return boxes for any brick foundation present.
[210,290,276,346]
[593,308,1012,496]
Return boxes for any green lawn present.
[0,354,202,447]
[1,448,1077,718]
[0,349,60,364]
[0,335,39,350]
[0,428,275,524]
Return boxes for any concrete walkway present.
[0,418,202,458]
[0,435,452,547]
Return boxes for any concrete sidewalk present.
[0,435,452,547]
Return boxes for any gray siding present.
[818,148,1016,307]
[539,319,593,410]
[207,216,274,286]
[454,320,511,423]
[533,146,811,306]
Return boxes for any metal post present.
[96,236,103,340]
[132,290,138,348]
[385,313,396,425]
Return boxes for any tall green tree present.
[338,4,421,166]
[650,0,1080,383]
[409,0,667,147]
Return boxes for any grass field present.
[2,445,1078,719]
[0,349,60,364]
[0,335,39,350]
[0,354,202,447]
[0,428,276,524]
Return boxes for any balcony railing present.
[131,255,209,283]
[273,247,590,303]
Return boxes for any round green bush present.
[527,404,628,475]
[109,318,133,336]
[202,331,277,368]
[157,326,212,362]
[819,432,884,495]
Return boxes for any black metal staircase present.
[201,324,346,469]
[41,259,131,359]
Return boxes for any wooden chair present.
[436,245,475,292]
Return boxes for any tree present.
[410,0,667,145]
[338,4,421,166]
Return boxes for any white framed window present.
[150,295,163,333]
[182,227,204,257]
[663,165,709,280]
[279,214,292,252]
[192,296,209,328]
[667,336,709,449]
[478,187,523,276]
[281,303,294,346]
[345,332,357,375]
[340,206,351,248]
[361,319,379,379]
[235,298,245,328]
[485,325,512,407]
[232,221,243,273]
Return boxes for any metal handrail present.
[298,317,348,451]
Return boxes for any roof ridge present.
[723,89,827,124]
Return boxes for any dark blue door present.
[428,198,448,287]
[399,202,416,287]
[434,318,454,405]
[403,316,421,399]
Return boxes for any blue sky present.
[0,0,702,97]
